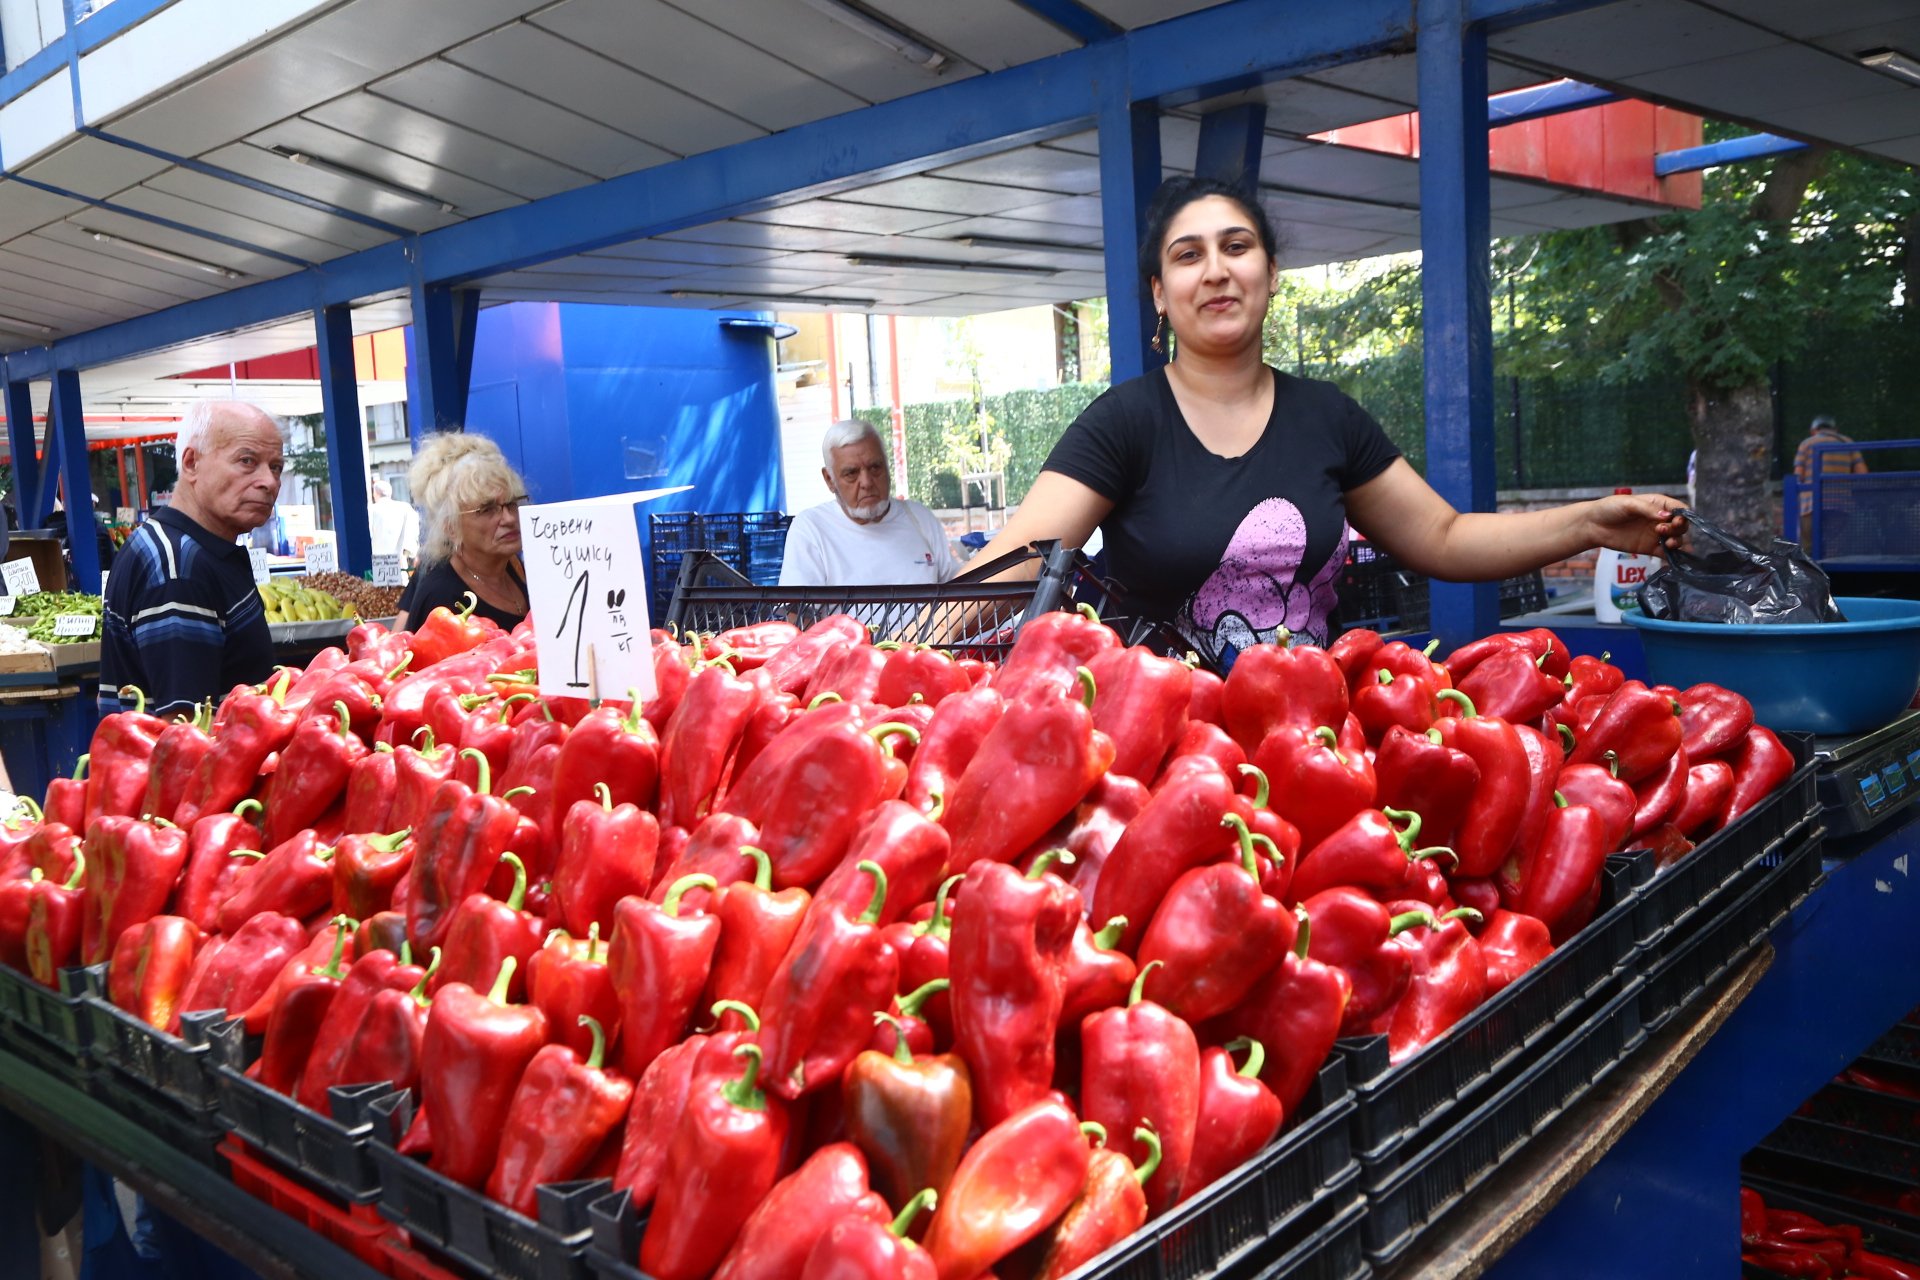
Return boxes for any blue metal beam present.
[76,128,415,237]
[315,304,372,575]
[29,403,60,527]
[1099,97,1161,386]
[5,172,315,269]
[1655,132,1809,177]
[4,382,36,517]
[1417,0,1499,649]
[1487,78,1618,125]
[1195,103,1267,188]
[0,0,188,116]
[405,282,476,440]
[1003,0,1123,44]
[49,368,98,591]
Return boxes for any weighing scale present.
[1813,709,1920,837]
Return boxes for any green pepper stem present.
[808,691,843,710]
[867,722,922,755]
[740,845,772,892]
[318,916,354,980]
[1313,725,1345,764]
[333,700,354,739]
[874,1012,915,1064]
[1553,790,1568,808]
[1132,1125,1164,1185]
[232,798,263,819]
[459,747,492,795]
[1408,846,1457,867]
[368,828,411,853]
[1441,907,1483,925]
[487,955,518,1004]
[1376,668,1394,686]
[1383,806,1424,853]
[586,921,601,964]
[1080,1121,1107,1147]
[1250,832,1284,869]
[1092,916,1127,951]
[1557,723,1576,755]
[1237,763,1271,810]
[662,874,718,917]
[721,1044,768,1111]
[710,999,761,1032]
[578,1015,608,1070]
[623,690,646,734]
[923,787,946,823]
[410,947,441,1003]
[896,978,949,1020]
[61,848,86,890]
[1076,665,1096,710]
[1294,905,1311,959]
[856,860,889,926]
[1437,688,1476,718]
[920,873,962,941]
[1602,750,1620,778]
[891,1190,936,1240]
[1076,602,1102,624]
[1221,812,1258,881]
[594,782,613,811]
[1225,1036,1266,1079]
[119,685,148,715]
[1026,849,1073,880]
[500,851,528,912]
[1128,959,1162,1007]
[1388,910,1433,937]
[71,754,89,781]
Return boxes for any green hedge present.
[856,382,1106,508]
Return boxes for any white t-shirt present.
[779,499,959,587]
[367,498,420,560]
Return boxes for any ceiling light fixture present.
[1860,48,1920,85]
[81,228,245,279]
[0,313,53,336]
[793,0,948,72]
[270,146,458,214]
[668,288,879,308]
[846,253,1060,277]
[952,235,1104,258]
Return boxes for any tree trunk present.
[1688,379,1776,544]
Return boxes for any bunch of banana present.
[257,578,360,623]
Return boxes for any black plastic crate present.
[1340,853,1647,1161]
[587,1059,1355,1280]
[1742,1177,1920,1271]
[0,962,98,1080]
[1244,1186,1370,1280]
[85,1062,225,1166]
[1359,978,1647,1268]
[1862,1023,1920,1072]
[1756,1113,1920,1188]
[370,1126,606,1280]
[1336,544,1546,635]
[1629,735,1820,956]
[1639,823,1824,1033]
[1802,1079,1920,1144]
[1742,1151,1920,1262]
[82,974,227,1113]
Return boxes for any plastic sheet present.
[1639,509,1846,624]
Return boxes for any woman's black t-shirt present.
[1042,366,1400,660]
[397,559,528,631]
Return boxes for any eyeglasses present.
[463,495,529,520]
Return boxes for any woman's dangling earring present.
[1150,311,1167,354]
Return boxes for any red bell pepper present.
[85,686,168,823]
[1019,1126,1156,1280]
[1673,760,1736,837]
[1630,743,1690,838]
[108,915,200,1031]
[920,1097,1092,1280]
[260,701,368,848]
[609,873,723,1079]
[1183,1038,1284,1200]
[761,861,902,1098]
[24,857,87,987]
[1058,914,1136,1037]
[1507,725,1560,870]
[1291,806,1454,905]
[891,876,959,1047]
[1385,905,1488,1063]
[949,856,1079,1126]
[1328,627,1383,685]
[1513,794,1612,943]
[1353,665,1442,740]
[1154,721,1245,790]
[82,814,189,966]
[875,643,971,709]
[1222,641,1349,756]
[1091,754,1243,952]
[843,1015,974,1209]
[1080,962,1201,1214]
[432,852,545,1002]
[138,701,214,825]
[1726,725,1796,822]
[1137,814,1294,1024]
[903,685,1004,815]
[758,613,868,695]
[805,642,889,707]
[1302,888,1428,1037]
[1214,906,1348,1117]
[815,800,950,929]
[800,1190,936,1280]
[1479,908,1552,994]
[388,731,456,832]
[993,603,1121,704]
[726,684,804,783]
[175,800,264,934]
[327,953,433,1100]
[1084,645,1192,783]
[611,1008,759,1206]
[1562,651,1624,710]
[1059,774,1151,908]
[173,674,297,829]
[485,1015,634,1217]
[43,754,88,833]
[1429,690,1531,879]
[418,956,551,1188]
[1551,762,1635,853]
[256,916,354,1094]
[712,620,800,671]
[1373,726,1479,850]
[548,784,659,938]
[410,592,498,669]
[1455,646,1564,727]
[406,749,527,950]
[1254,723,1376,854]
[1677,683,1754,760]
[1443,629,1569,682]
[177,909,306,1024]
[642,1044,792,1280]
[0,856,82,973]
[1567,681,1683,785]
[330,829,414,920]
[215,829,337,933]
[714,1142,890,1280]
[704,846,811,1022]
[551,696,660,823]
[527,925,621,1060]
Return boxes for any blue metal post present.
[4,382,37,519]
[49,368,100,591]
[29,412,60,528]
[1417,0,1498,649]
[1098,97,1162,385]
[405,282,477,442]
[1195,103,1267,188]
[315,304,373,574]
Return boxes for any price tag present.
[0,598,17,616]
[306,541,338,575]
[53,614,96,638]
[115,507,136,526]
[1,558,40,597]
[518,488,687,703]
[370,555,404,587]
[248,548,271,585]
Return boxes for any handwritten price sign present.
[518,487,686,703]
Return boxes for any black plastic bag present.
[1638,509,1846,624]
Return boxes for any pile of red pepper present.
[0,597,1808,1280]
[1742,1188,1920,1278]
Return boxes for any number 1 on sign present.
[555,570,591,689]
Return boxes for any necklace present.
[454,553,521,603]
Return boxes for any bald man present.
[100,401,286,716]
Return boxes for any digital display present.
[1907,747,1920,776]
[1883,763,1908,795]
[1860,772,1886,809]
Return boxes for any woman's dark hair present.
[1135,176,1279,284]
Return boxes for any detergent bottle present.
[1592,488,1660,623]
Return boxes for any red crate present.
[221,1137,390,1269]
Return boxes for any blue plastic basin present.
[1625,597,1920,735]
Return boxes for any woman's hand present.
[1590,492,1688,556]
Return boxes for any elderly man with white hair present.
[779,420,958,586]
[99,401,284,716]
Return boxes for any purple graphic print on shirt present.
[1179,497,1349,654]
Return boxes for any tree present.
[1500,139,1917,540]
